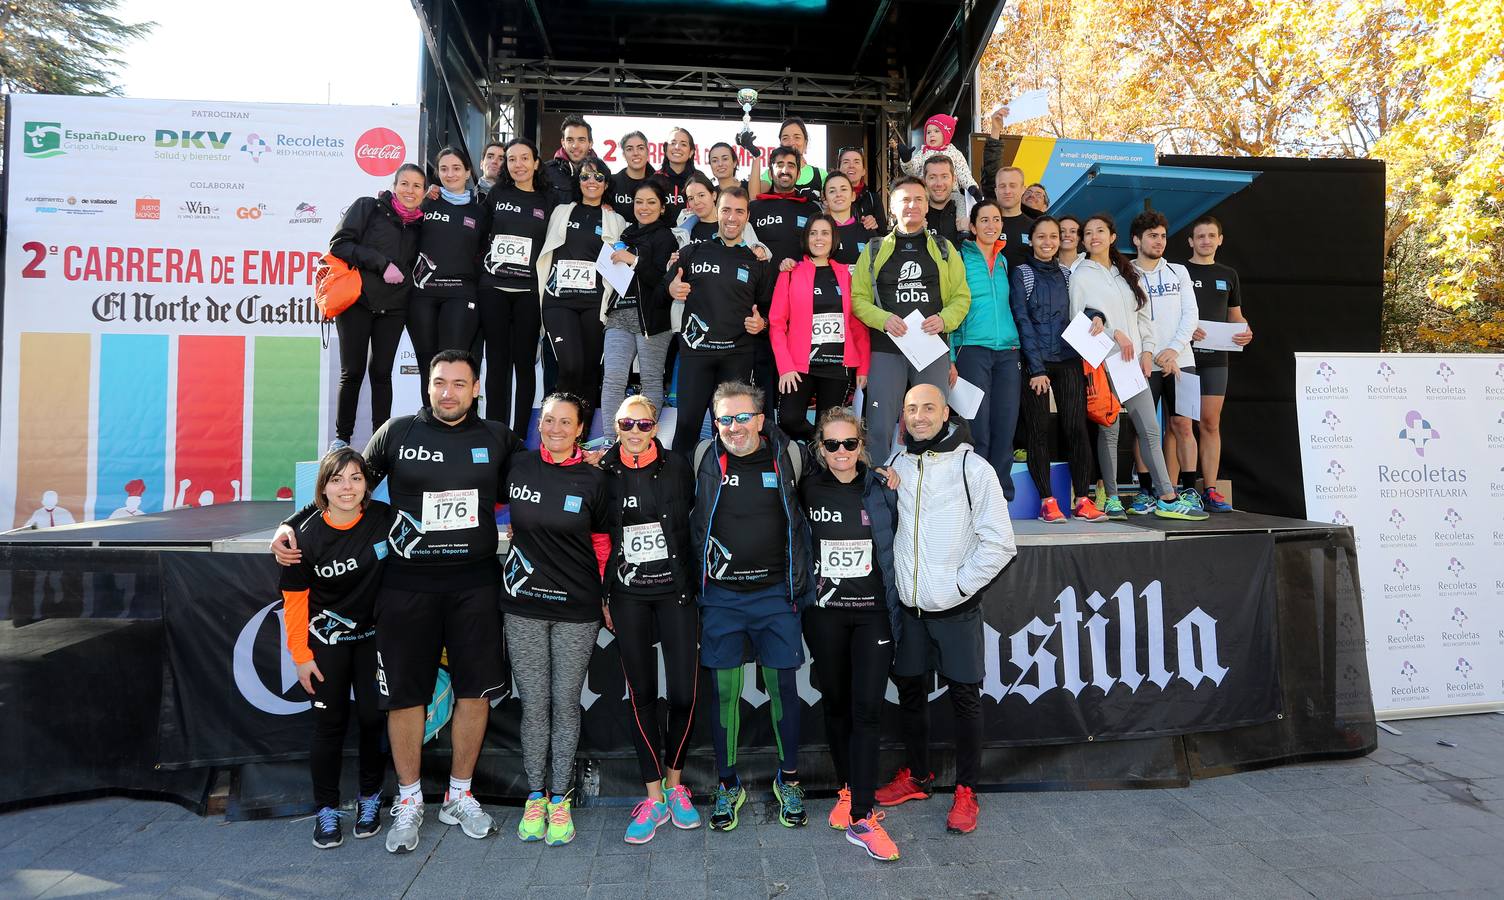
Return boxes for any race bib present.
[555,259,596,292]
[811,312,845,344]
[489,233,532,269]
[421,489,479,532]
[821,538,872,579]
[622,522,668,564]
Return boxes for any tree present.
[0,0,152,144]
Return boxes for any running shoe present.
[946,786,979,834]
[545,794,575,846]
[1179,488,1206,512]
[327,438,350,453]
[1127,492,1156,515]
[773,772,807,827]
[1103,497,1127,520]
[1039,498,1065,523]
[829,785,852,830]
[517,792,548,842]
[1203,486,1232,512]
[1013,448,1028,462]
[439,790,496,839]
[1072,497,1108,522]
[709,783,746,831]
[624,798,669,845]
[1155,496,1210,521]
[847,812,900,861]
[353,793,382,839]
[665,783,701,830]
[385,797,423,854]
[312,806,343,849]
[875,768,933,807]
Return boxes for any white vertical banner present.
[1296,352,1504,718]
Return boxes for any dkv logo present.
[234,600,311,715]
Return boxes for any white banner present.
[583,114,829,180]
[2,95,419,528]
[1295,352,1504,718]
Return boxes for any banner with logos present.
[582,114,828,181]
[1296,352,1504,718]
[158,533,1281,767]
[1,95,420,530]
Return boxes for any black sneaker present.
[312,806,343,849]
[353,793,382,839]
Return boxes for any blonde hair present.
[614,394,659,422]
[813,407,871,468]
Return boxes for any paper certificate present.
[1104,352,1149,402]
[1061,313,1115,367]
[1173,371,1201,420]
[893,310,950,371]
[1192,320,1247,352]
[947,377,985,419]
[595,242,634,298]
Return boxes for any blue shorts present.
[699,582,804,669]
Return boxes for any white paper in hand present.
[948,377,985,419]
[1104,352,1148,402]
[1173,371,1201,421]
[1061,313,1114,367]
[1004,89,1050,125]
[595,243,634,298]
[893,310,950,371]
[1192,320,1246,352]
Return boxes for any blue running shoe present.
[1127,492,1156,516]
[1203,486,1233,512]
[773,772,807,828]
[623,798,669,844]
[1179,488,1205,512]
[1104,496,1128,520]
[1155,496,1210,520]
[312,806,343,849]
[353,793,382,839]
[710,783,746,832]
[665,783,701,829]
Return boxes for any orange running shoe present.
[1073,497,1108,522]
[847,811,900,861]
[828,785,852,830]
[946,785,979,834]
[875,768,933,807]
[1039,497,1066,523]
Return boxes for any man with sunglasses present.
[689,380,815,833]
[666,186,775,456]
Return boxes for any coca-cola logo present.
[354,127,405,176]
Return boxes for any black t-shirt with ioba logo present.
[871,233,942,355]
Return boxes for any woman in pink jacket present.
[770,213,871,440]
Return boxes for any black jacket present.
[329,191,421,313]
[601,439,696,604]
[619,219,679,336]
[542,152,610,208]
[690,425,815,609]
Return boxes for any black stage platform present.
[0,503,1376,817]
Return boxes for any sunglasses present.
[836,146,864,159]
[715,412,758,427]
[821,438,861,452]
[616,418,656,432]
[579,172,608,183]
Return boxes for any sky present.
[115,0,423,107]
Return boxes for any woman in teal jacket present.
[950,199,1022,499]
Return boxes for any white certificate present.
[893,310,950,371]
[1173,371,1202,421]
[595,242,635,298]
[1104,352,1149,403]
[1003,89,1050,125]
[1061,313,1115,367]
[948,376,985,420]
[1192,320,1247,352]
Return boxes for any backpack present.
[314,253,362,319]
[1083,361,1121,426]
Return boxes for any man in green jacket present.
[851,177,971,458]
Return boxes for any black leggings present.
[895,673,982,789]
[610,591,700,785]
[334,303,407,443]
[804,607,892,818]
[307,637,386,809]
[407,292,479,407]
[543,301,605,412]
[776,370,850,442]
[671,347,754,457]
[478,285,541,432]
[1022,359,1094,498]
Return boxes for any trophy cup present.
[735,88,760,158]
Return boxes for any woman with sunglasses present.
[500,391,611,847]
[770,213,868,440]
[601,180,679,435]
[800,408,902,861]
[598,394,702,844]
[536,156,627,404]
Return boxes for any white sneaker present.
[439,791,497,839]
[385,797,423,853]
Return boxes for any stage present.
[0,502,1376,818]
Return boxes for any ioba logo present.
[1427,362,1465,399]
[355,127,406,177]
[1397,410,1440,457]
[234,600,312,716]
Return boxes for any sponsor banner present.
[3,95,419,527]
[1296,353,1504,717]
[158,534,1280,766]
[967,135,1157,205]
[582,114,828,179]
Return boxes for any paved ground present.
[3,714,1501,899]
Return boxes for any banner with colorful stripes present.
[966,134,1156,203]
[2,95,419,528]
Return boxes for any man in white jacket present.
[1128,211,1201,512]
[873,384,1015,836]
